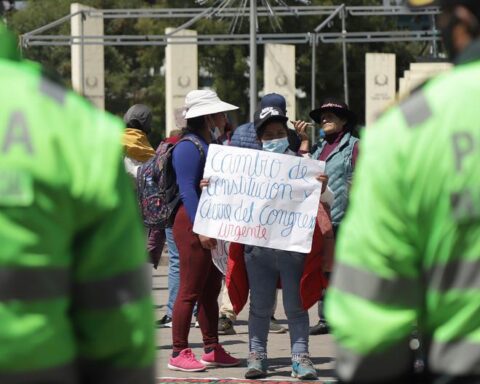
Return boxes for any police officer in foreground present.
[0,24,155,383]
[325,1,480,383]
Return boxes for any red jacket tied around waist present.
[226,202,334,314]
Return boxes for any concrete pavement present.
[153,264,337,382]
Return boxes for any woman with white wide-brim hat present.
[168,90,240,372]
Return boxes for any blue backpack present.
[136,136,205,228]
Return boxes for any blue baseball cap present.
[260,93,287,114]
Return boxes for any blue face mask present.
[262,137,289,154]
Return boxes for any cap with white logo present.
[254,106,288,132]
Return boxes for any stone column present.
[399,62,452,99]
[264,44,296,121]
[408,62,453,90]
[71,3,104,109]
[365,53,396,126]
[165,28,198,137]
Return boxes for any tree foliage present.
[6,0,430,144]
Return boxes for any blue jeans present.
[245,246,309,355]
[165,227,180,318]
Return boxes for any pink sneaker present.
[167,348,206,372]
[200,344,240,367]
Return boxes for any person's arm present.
[172,139,203,224]
[325,108,421,383]
[71,109,155,383]
[172,139,217,249]
[292,120,311,155]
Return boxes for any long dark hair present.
[182,115,207,137]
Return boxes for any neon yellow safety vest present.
[327,40,480,383]
[0,43,155,383]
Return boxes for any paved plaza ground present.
[153,261,338,383]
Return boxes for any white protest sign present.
[193,145,325,253]
[211,240,230,275]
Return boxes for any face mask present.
[317,128,326,139]
[210,127,222,140]
[262,137,289,154]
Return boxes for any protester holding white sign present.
[167,90,240,373]
[193,144,332,252]
[197,106,332,380]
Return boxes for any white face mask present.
[206,115,222,141]
[210,126,222,141]
[261,137,289,154]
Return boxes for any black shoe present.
[218,315,236,335]
[309,320,329,335]
[156,315,172,328]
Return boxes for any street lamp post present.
[249,0,257,121]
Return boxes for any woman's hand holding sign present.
[199,234,217,250]
[200,178,210,189]
[316,173,329,194]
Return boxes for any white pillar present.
[71,3,104,109]
[165,28,198,137]
[408,62,453,90]
[365,53,396,126]
[398,62,452,99]
[264,44,296,121]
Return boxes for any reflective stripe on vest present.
[336,338,412,382]
[331,262,421,307]
[0,266,69,301]
[399,90,432,128]
[426,258,480,292]
[0,362,155,384]
[333,257,480,307]
[0,363,77,384]
[0,264,150,309]
[80,361,155,384]
[73,264,151,310]
[429,340,480,375]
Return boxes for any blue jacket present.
[230,122,261,149]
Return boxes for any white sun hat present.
[184,90,238,119]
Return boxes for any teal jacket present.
[326,39,480,383]
[311,131,358,226]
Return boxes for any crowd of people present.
[140,88,358,379]
[118,81,356,379]
[2,0,480,383]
